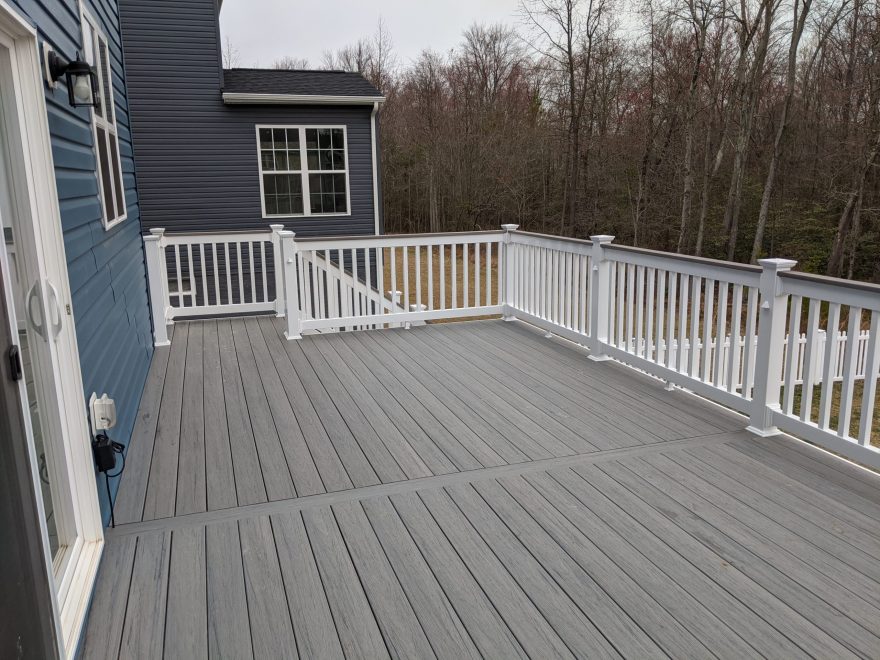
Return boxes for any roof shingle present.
[222,68,382,98]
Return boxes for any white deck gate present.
[144,226,880,469]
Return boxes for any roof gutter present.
[222,92,386,105]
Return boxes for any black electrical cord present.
[103,441,126,528]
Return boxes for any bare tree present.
[222,35,240,68]
[272,56,310,70]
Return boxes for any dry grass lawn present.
[382,245,500,323]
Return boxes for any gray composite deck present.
[83,318,880,659]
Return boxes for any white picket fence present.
[145,225,880,469]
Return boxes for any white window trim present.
[255,124,352,219]
[81,6,127,231]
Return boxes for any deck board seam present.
[106,431,740,538]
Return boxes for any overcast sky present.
[219,0,523,69]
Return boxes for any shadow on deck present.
[82,318,880,659]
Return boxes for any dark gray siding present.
[119,0,378,236]
[8,0,154,526]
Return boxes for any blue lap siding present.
[10,0,153,524]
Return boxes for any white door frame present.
[0,2,103,657]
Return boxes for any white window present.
[82,11,126,229]
[257,126,350,218]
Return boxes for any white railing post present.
[501,224,519,320]
[143,228,170,347]
[270,224,285,317]
[747,257,797,436]
[588,235,615,361]
[280,231,302,340]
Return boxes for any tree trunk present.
[723,0,773,260]
[828,131,880,276]
[750,0,811,263]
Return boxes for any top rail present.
[781,270,880,311]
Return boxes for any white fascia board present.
[223,92,385,105]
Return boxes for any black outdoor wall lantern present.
[47,50,99,108]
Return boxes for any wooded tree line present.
[279,0,880,281]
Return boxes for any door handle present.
[45,281,63,340]
[26,281,46,339]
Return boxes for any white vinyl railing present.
[502,229,879,469]
[145,224,879,469]
[280,229,505,336]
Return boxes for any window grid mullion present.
[299,127,311,217]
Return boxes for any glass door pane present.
[0,87,69,566]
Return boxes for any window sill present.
[262,212,352,220]
[102,213,127,231]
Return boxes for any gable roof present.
[222,68,384,105]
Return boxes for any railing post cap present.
[148,228,165,237]
[501,224,519,231]
[758,258,797,271]
[269,223,284,231]
[590,234,615,244]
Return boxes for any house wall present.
[118,0,379,237]
[9,0,153,523]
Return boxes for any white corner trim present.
[370,101,380,235]
[223,92,385,105]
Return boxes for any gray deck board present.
[164,526,207,659]
[81,536,136,660]
[257,316,353,492]
[346,329,510,467]
[495,474,711,658]
[403,328,601,454]
[569,462,857,658]
[667,449,880,583]
[239,515,299,658]
[389,490,529,659]
[639,452,880,618]
[202,321,238,511]
[384,328,578,459]
[301,335,408,483]
[493,320,738,434]
[361,496,482,660]
[231,320,296,500]
[244,317,325,496]
[272,511,345,660]
[313,335,433,479]
[119,531,171,660]
[377,329,559,462]
[444,483,622,658]
[333,500,437,658]
[276,327,381,488]
[544,467,806,657]
[606,458,879,657]
[326,332,457,474]
[114,343,171,524]
[353,330,505,468]
[217,320,268,507]
[142,323,188,521]
[452,322,704,442]
[85,318,880,660]
[205,520,253,659]
[434,323,664,446]
[175,321,206,516]
[699,443,880,549]
[302,506,390,659]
